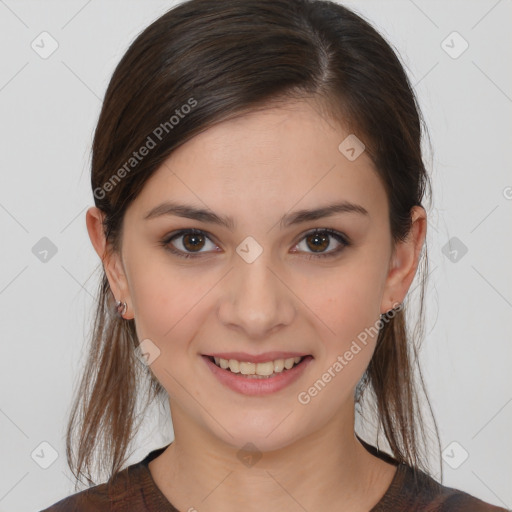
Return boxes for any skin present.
[87,98,427,512]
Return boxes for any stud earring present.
[115,300,127,318]
[381,301,402,318]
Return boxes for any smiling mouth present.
[206,355,307,378]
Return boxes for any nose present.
[217,253,295,339]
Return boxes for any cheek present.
[295,271,383,410]
[303,261,385,343]
[128,265,205,392]
[295,258,388,400]
[127,261,194,345]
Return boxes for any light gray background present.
[0,1,511,510]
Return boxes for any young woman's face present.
[106,99,415,451]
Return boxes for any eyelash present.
[160,228,351,260]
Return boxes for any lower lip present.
[202,355,313,396]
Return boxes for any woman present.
[41,0,507,510]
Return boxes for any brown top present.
[41,440,508,512]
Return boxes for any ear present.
[85,206,134,319]
[380,206,427,314]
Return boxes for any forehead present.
[128,100,387,223]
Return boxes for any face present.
[89,99,425,452]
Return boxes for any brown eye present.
[182,232,206,252]
[163,229,218,258]
[293,229,349,259]
[305,232,330,253]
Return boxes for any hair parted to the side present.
[66,0,441,494]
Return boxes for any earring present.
[115,300,128,318]
[381,301,402,318]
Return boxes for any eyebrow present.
[144,200,369,229]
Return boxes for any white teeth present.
[256,361,274,376]
[228,359,240,373]
[284,357,295,369]
[212,356,304,375]
[273,359,285,373]
[240,362,256,375]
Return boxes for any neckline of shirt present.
[134,441,411,511]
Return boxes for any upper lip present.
[204,352,310,363]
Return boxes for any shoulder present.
[39,462,147,512]
[39,486,107,512]
[427,480,509,512]
[376,462,509,512]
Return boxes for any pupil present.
[307,233,328,252]
[184,233,204,251]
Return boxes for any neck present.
[148,400,397,512]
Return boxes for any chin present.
[210,417,302,454]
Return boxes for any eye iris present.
[306,232,329,252]
[183,233,205,252]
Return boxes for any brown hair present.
[67,0,441,493]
